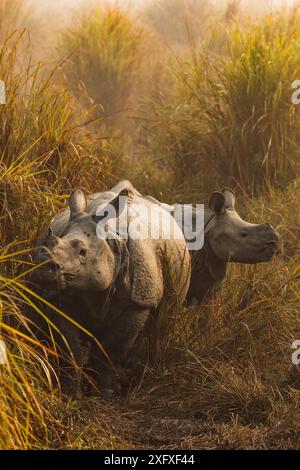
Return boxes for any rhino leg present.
[95,306,151,397]
[58,320,90,399]
[106,306,151,365]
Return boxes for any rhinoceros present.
[146,188,281,305]
[33,180,191,397]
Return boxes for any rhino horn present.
[45,227,60,245]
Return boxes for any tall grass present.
[139,13,300,198]
[60,6,146,119]
[201,13,300,194]
[0,0,37,40]
[0,31,116,247]
[144,0,213,46]
[0,27,125,447]
[0,243,61,449]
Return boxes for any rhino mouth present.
[261,239,280,258]
[33,266,66,292]
[34,267,86,297]
[263,243,278,256]
[243,234,280,262]
[232,240,279,264]
[40,287,60,299]
[241,246,278,264]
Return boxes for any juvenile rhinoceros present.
[146,188,280,305]
[33,180,190,397]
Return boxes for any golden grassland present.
[1,0,300,449]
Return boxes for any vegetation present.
[1,0,300,449]
[0,0,37,39]
[144,0,213,46]
[60,6,146,120]
[138,13,300,198]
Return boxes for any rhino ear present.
[109,188,128,217]
[222,188,236,209]
[69,189,87,220]
[209,192,225,215]
[94,188,129,223]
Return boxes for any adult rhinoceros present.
[33,180,190,397]
[146,188,281,305]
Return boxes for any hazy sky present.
[25,0,297,26]
[29,0,294,12]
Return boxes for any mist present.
[28,0,294,17]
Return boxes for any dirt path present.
[59,397,274,450]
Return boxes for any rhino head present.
[206,188,281,264]
[187,188,281,305]
[33,189,127,294]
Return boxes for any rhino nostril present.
[36,246,51,257]
[265,240,278,251]
[48,261,62,271]
[240,230,248,238]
